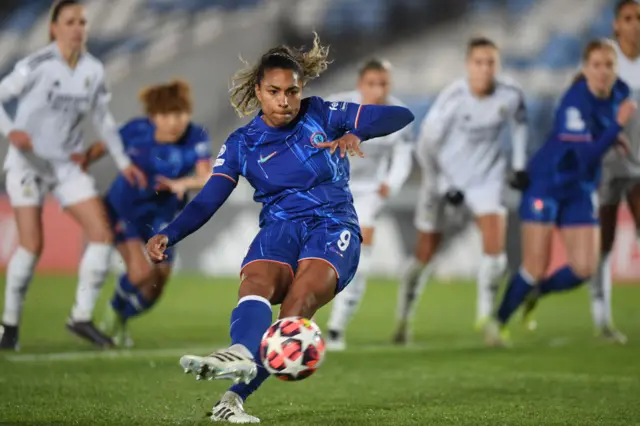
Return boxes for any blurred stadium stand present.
[0,0,626,277]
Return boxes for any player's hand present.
[316,133,364,158]
[509,170,530,191]
[378,183,390,198]
[146,234,169,263]
[617,99,637,127]
[8,130,33,152]
[444,189,464,206]
[122,164,148,188]
[155,176,187,200]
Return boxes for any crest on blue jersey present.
[310,131,327,148]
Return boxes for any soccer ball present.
[260,316,326,381]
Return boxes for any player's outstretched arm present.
[576,99,636,167]
[349,104,414,142]
[149,174,236,259]
[318,103,414,157]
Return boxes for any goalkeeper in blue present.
[484,39,637,347]
[145,35,414,423]
[86,80,213,346]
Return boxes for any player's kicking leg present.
[180,259,291,424]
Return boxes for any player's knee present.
[415,232,440,263]
[19,237,43,257]
[87,228,114,245]
[567,261,595,280]
[239,273,281,304]
[127,261,155,286]
[520,261,547,282]
[482,236,504,256]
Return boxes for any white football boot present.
[325,330,346,352]
[209,391,260,424]
[180,348,257,384]
[598,325,628,345]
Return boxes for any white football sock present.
[327,245,372,334]
[2,247,38,326]
[396,257,433,322]
[476,253,507,322]
[590,252,612,329]
[70,243,112,322]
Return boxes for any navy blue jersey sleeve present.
[314,97,414,142]
[554,94,594,143]
[211,133,244,183]
[189,125,213,161]
[118,119,143,149]
[162,175,236,247]
[554,89,623,167]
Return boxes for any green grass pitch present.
[1,275,639,425]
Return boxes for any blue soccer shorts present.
[241,220,361,294]
[519,188,599,227]
[105,199,175,263]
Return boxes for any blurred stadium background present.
[2,2,640,425]
[1,0,639,282]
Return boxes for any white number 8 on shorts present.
[337,230,351,251]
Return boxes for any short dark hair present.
[466,37,498,56]
[358,58,391,77]
[615,0,638,17]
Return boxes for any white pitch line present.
[1,337,574,364]
[3,340,482,363]
[3,346,222,363]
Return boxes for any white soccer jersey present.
[416,77,528,193]
[0,43,130,177]
[326,90,414,195]
[610,41,640,177]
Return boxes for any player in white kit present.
[592,0,640,344]
[324,59,414,351]
[393,38,529,343]
[0,0,145,350]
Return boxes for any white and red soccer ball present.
[259,317,326,381]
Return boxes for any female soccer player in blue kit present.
[145,35,414,423]
[85,80,213,346]
[484,39,637,347]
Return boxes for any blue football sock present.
[227,296,273,401]
[497,269,535,325]
[112,274,157,322]
[538,266,585,296]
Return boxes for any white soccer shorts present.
[598,174,640,207]
[414,179,506,233]
[352,191,386,229]
[5,163,98,208]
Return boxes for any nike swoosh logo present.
[258,151,277,164]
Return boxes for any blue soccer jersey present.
[160,96,414,289]
[105,118,212,256]
[213,96,370,232]
[521,78,629,226]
